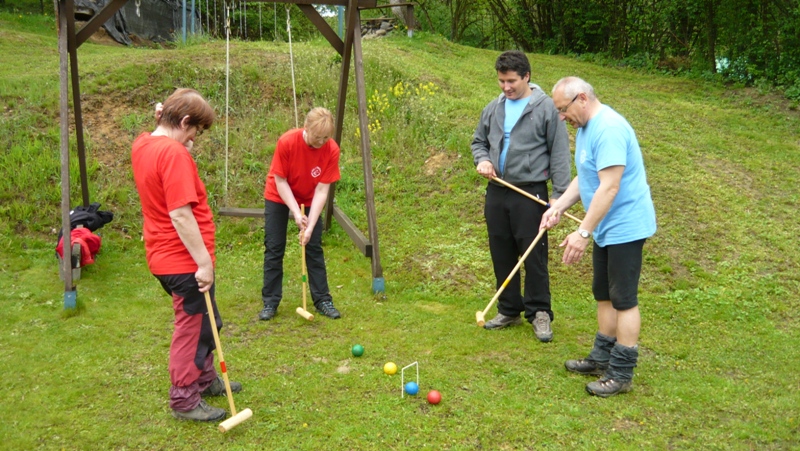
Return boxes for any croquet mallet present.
[491,176,583,225]
[475,228,547,327]
[295,204,314,321]
[203,292,253,432]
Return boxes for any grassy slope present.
[2,12,800,450]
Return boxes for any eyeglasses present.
[558,94,580,114]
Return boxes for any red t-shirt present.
[263,128,341,206]
[131,133,216,275]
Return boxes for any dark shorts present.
[592,239,646,311]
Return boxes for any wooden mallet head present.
[296,306,314,320]
[476,310,487,327]
[219,408,253,432]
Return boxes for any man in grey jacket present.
[471,50,571,342]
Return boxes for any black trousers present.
[484,182,552,321]
[262,200,332,308]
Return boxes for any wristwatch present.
[578,228,592,239]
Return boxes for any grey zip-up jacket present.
[471,83,571,198]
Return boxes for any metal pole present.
[191,0,195,35]
[182,0,187,42]
[337,5,343,38]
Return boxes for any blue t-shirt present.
[499,96,529,174]
[575,105,656,246]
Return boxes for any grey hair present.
[552,76,597,101]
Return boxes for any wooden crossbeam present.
[332,205,371,257]
[217,207,262,218]
[217,206,372,257]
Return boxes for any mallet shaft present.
[477,228,547,325]
[491,177,582,224]
[204,292,237,416]
[296,204,313,321]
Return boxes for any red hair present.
[157,88,215,131]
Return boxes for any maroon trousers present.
[156,274,220,411]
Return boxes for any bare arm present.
[558,165,624,265]
[274,175,307,231]
[301,182,331,246]
[169,204,214,291]
[541,177,581,229]
[578,165,623,234]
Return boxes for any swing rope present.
[286,5,299,128]
[220,3,299,207]
[225,1,231,204]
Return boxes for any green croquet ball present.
[352,344,365,357]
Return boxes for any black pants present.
[262,200,332,308]
[484,182,552,321]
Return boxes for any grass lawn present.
[1,8,799,450]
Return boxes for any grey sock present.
[606,343,639,382]
[586,332,616,364]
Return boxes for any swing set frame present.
[55,0,415,308]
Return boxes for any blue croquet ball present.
[404,381,419,396]
[351,344,365,357]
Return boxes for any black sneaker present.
[258,306,277,321]
[201,376,242,397]
[315,300,341,319]
[585,377,633,398]
[172,399,226,422]
[565,359,608,376]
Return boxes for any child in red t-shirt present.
[132,88,241,422]
[260,107,342,321]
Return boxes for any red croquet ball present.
[427,390,441,405]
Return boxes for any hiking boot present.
[258,305,277,321]
[565,359,608,376]
[532,311,553,342]
[172,399,226,422]
[315,300,341,319]
[585,377,633,398]
[483,313,522,330]
[201,376,242,397]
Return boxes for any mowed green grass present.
[1,11,800,450]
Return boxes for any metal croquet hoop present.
[400,361,419,398]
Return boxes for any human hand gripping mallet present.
[475,228,547,327]
[202,292,253,432]
[296,204,314,321]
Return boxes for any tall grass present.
[1,12,800,450]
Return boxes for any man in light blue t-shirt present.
[541,76,656,398]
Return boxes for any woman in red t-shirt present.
[131,88,240,422]
[259,107,342,321]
